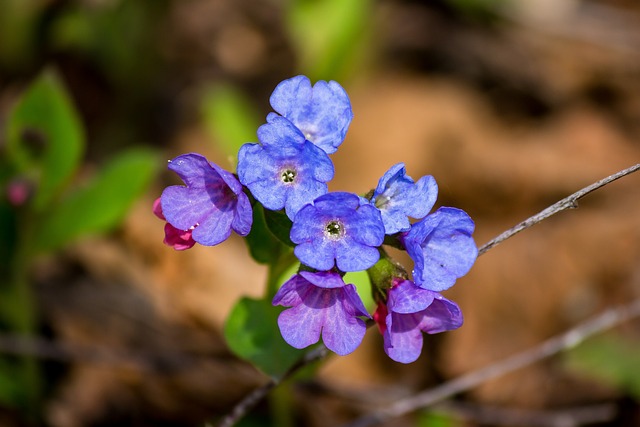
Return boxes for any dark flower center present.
[281,169,296,183]
[324,220,344,239]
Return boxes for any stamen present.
[325,220,344,239]
[281,169,296,183]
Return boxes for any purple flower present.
[273,271,370,355]
[238,116,334,220]
[160,153,252,246]
[402,207,477,292]
[374,279,463,364]
[269,75,353,154]
[291,192,385,272]
[371,163,438,234]
[153,197,196,251]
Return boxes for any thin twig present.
[477,163,640,256]
[342,297,640,427]
[212,344,329,427]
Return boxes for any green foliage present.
[201,85,262,166]
[245,205,286,265]
[418,411,457,427]
[449,0,505,19]
[286,0,373,81]
[51,0,166,86]
[0,0,45,71]
[32,148,159,253]
[6,70,84,211]
[565,334,640,399]
[224,296,307,378]
[0,359,23,408]
[344,270,374,311]
[263,209,295,248]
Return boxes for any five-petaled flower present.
[160,153,253,246]
[273,271,370,355]
[269,75,353,154]
[402,207,477,291]
[374,278,463,364]
[371,163,438,235]
[291,192,385,272]
[237,116,334,220]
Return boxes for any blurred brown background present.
[1,0,639,426]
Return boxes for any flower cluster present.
[155,75,477,363]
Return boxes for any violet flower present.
[374,279,463,364]
[160,153,252,246]
[273,271,370,356]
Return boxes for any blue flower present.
[291,192,385,272]
[371,163,438,234]
[402,207,477,291]
[374,279,463,364]
[237,116,334,220]
[160,153,252,246]
[273,271,370,355]
[269,75,353,154]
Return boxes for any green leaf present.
[418,410,457,427]
[343,270,374,311]
[287,0,373,80]
[0,359,23,408]
[201,84,261,164]
[5,69,84,211]
[32,148,159,253]
[245,204,285,265]
[264,209,294,247]
[565,334,640,399]
[224,296,306,378]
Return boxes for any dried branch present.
[478,163,640,256]
[342,297,640,427]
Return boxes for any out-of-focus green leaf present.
[344,270,374,311]
[264,209,294,247]
[565,334,640,399]
[224,296,306,378]
[6,70,84,211]
[0,359,23,408]
[32,148,159,253]
[418,410,457,427]
[287,0,373,80]
[201,85,262,165]
[449,0,505,20]
[245,204,286,265]
[0,0,44,71]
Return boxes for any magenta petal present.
[163,223,196,251]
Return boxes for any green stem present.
[268,380,295,427]
[4,210,42,420]
[265,249,298,299]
